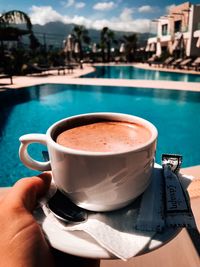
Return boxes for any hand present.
[0,173,100,267]
[0,173,54,267]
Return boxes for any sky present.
[0,0,199,32]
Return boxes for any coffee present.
[56,121,151,153]
[20,113,157,211]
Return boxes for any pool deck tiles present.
[0,63,200,92]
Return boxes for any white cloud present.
[61,0,85,9]
[119,8,133,21]
[97,18,149,33]
[138,5,154,13]
[29,6,64,25]
[29,5,150,33]
[75,2,85,9]
[93,2,116,11]
[65,15,92,27]
[62,0,75,8]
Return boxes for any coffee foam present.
[56,121,151,153]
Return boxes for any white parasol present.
[63,34,74,53]
[119,43,125,53]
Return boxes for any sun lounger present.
[53,64,76,74]
[169,58,183,68]
[64,64,75,73]
[147,55,160,66]
[24,64,49,75]
[161,57,174,68]
[147,55,156,64]
[0,69,13,84]
[190,57,200,71]
[178,58,193,70]
[54,66,66,75]
[114,56,121,63]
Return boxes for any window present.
[161,24,168,35]
[174,20,182,33]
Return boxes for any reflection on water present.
[82,66,200,83]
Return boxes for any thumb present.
[8,172,52,212]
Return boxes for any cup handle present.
[19,134,51,171]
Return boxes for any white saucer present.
[34,206,180,259]
[34,164,181,259]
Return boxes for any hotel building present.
[146,2,200,58]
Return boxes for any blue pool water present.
[0,84,200,186]
[82,65,200,82]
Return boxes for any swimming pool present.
[0,84,200,186]
[82,65,200,82]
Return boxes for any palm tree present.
[122,33,138,62]
[72,25,91,60]
[100,27,115,62]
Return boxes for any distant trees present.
[100,27,116,62]
[122,33,138,62]
[72,25,91,60]
[99,28,137,62]
[0,9,141,74]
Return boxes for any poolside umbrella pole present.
[145,43,151,60]
[148,42,156,60]
[156,40,162,57]
[63,34,74,63]
[172,33,184,59]
[196,36,200,48]
[92,43,97,53]
[92,43,97,62]
[74,42,80,53]
[145,43,150,52]
[149,43,156,52]
[119,43,126,62]
[74,41,80,62]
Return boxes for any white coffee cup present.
[19,112,158,212]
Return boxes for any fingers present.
[7,172,52,212]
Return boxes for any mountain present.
[26,21,149,48]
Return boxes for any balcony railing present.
[182,26,189,33]
[161,31,168,36]
[196,22,200,30]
